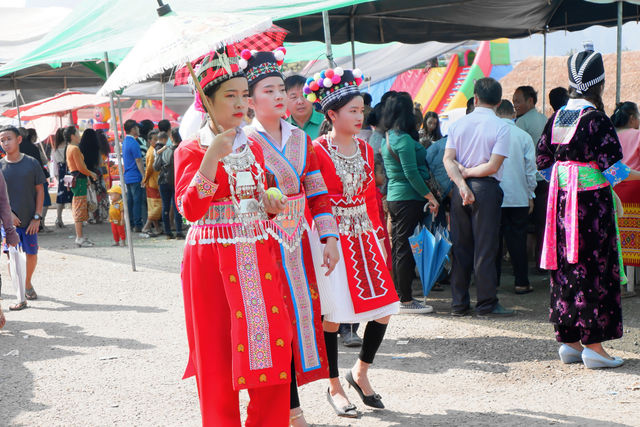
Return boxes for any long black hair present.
[611,101,639,128]
[79,129,101,172]
[568,82,605,112]
[96,130,111,156]
[63,125,77,143]
[18,127,42,161]
[422,111,443,140]
[380,92,419,140]
[53,128,65,149]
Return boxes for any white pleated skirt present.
[309,227,399,324]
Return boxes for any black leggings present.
[290,357,300,409]
[324,321,388,379]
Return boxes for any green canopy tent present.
[0,0,368,271]
[0,0,370,79]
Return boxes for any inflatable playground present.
[369,39,512,121]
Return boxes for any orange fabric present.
[72,196,88,222]
[66,144,92,177]
[144,147,159,189]
[109,200,124,225]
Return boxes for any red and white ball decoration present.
[238,47,287,70]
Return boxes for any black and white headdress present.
[567,50,605,94]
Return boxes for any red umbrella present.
[173,25,288,86]
[124,102,180,127]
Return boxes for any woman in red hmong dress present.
[306,68,400,417]
[240,49,340,427]
[175,47,293,427]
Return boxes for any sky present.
[509,21,640,62]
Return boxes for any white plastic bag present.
[8,246,26,303]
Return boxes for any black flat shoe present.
[326,388,358,418]
[345,371,384,409]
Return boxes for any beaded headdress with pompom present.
[303,68,364,113]
[239,47,286,87]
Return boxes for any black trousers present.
[450,178,503,314]
[496,207,530,287]
[388,199,426,302]
[533,180,549,267]
[339,323,359,335]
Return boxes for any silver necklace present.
[326,135,367,204]
[221,145,267,223]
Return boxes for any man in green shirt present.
[285,75,325,140]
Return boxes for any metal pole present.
[350,15,356,68]
[12,75,21,126]
[161,76,166,120]
[616,0,623,105]
[118,101,125,141]
[104,52,136,272]
[542,27,548,115]
[322,10,336,67]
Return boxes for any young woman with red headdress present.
[175,46,293,426]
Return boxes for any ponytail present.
[610,101,639,128]
[62,125,77,143]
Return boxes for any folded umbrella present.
[409,222,452,298]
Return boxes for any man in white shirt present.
[444,78,514,317]
[495,100,537,295]
[513,85,549,270]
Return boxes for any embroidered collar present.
[551,99,595,146]
[199,123,248,151]
[565,98,596,110]
[251,118,296,150]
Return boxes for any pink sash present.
[541,161,609,270]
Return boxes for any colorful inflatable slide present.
[369,40,512,114]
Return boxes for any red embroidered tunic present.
[175,136,293,394]
[312,136,399,320]
[246,121,338,386]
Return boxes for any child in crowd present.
[108,185,126,246]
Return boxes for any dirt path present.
[1,211,639,426]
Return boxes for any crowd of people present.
[1,45,640,427]
[0,117,185,318]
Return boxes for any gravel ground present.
[1,208,640,426]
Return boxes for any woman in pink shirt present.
[612,102,640,169]
[612,102,640,270]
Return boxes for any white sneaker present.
[75,237,95,248]
[399,301,434,314]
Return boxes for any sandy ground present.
[1,208,640,426]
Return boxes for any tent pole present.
[118,101,125,141]
[616,0,622,105]
[161,75,166,120]
[322,10,336,67]
[104,51,136,272]
[350,15,356,68]
[542,27,548,115]
[12,74,21,126]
